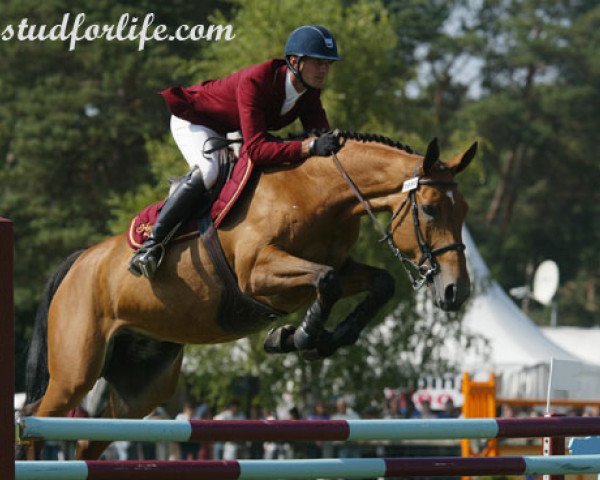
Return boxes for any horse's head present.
[389,139,477,311]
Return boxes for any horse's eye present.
[421,204,438,217]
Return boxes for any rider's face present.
[297,56,333,89]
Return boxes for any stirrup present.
[128,243,166,279]
[128,221,182,278]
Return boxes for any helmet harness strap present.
[285,55,314,91]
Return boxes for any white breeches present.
[170,115,242,189]
[170,115,221,189]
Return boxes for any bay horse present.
[21,131,476,459]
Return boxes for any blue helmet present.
[284,25,342,61]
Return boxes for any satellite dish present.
[533,260,559,306]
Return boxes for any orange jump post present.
[461,372,498,458]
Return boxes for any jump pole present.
[14,455,600,480]
[18,416,600,442]
[0,218,15,480]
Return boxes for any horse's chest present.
[296,221,358,267]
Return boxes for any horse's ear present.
[447,141,477,175]
[423,138,439,176]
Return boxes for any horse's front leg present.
[247,246,342,354]
[292,266,343,351]
[314,258,395,358]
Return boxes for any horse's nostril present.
[444,284,457,304]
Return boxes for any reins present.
[331,141,465,290]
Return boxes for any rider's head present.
[285,25,341,90]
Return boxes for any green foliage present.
[455,1,600,325]
[0,0,228,388]
[107,136,185,232]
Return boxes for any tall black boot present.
[128,169,209,279]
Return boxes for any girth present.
[198,215,285,334]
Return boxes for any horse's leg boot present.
[293,302,326,350]
[299,329,336,361]
[129,169,209,279]
[263,325,297,354]
[293,269,342,350]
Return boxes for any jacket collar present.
[272,59,320,116]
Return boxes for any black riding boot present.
[128,169,209,279]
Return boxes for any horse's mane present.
[286,129,416,155]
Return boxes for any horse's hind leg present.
[35,327,107,419]
[35,283,111,420]
[76,335,184,460]
[28,310,108,460]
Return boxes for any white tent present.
[541,327,600,367]
[458,227,579,371]
[452,227,600,399]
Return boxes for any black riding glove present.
[310,133,342,156]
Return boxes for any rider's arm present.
[238,74,310,165]
[299,91,331,158]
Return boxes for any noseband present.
[332,152,465,290]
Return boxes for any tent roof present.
[541,327,600,367]
[457,228,581,373]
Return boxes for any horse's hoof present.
[264,325,297,353]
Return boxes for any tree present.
[451,0,600,325]
[0,0,229,390]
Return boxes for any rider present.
[129,25,343,279]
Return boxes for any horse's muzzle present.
[434,280,470,311]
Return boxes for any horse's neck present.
[314,141,421,214]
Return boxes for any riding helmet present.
[284,25,342,61]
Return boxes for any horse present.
[20,131,476,459]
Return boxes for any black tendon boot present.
[129,169,209,279]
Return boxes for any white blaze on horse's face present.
[446,191,455,205]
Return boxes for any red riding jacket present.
[160,59,330,165]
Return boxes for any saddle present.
[128,141,285,333]
[127,142,237,251]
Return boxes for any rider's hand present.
[310,132,342,156]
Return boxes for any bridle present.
[331,151,465,290]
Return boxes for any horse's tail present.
[24,250,85,407]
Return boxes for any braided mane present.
[286,129,416,155]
